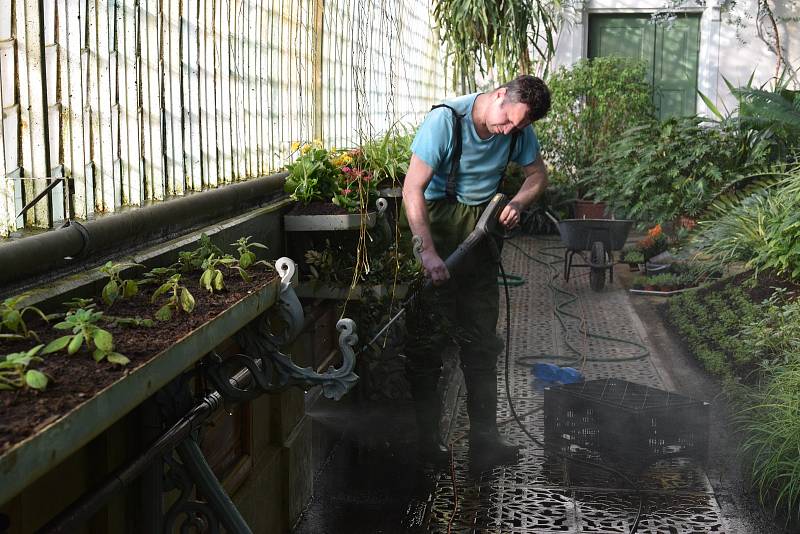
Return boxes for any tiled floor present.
[294,236,766,534]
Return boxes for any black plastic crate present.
[544,379,709,468]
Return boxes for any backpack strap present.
[430,104,463,203]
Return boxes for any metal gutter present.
[0,172,288,289]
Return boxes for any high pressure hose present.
[497,233,645,534]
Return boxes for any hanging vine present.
[431,0,563,90]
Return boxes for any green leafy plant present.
[231,237,271,271]
[103,315,156,328]
[431,0,558,88]
[693,170,800,279]
[199,254,241,293]
[359,125,413,188]
[139,266,179,286]
[588,116,771,222]
[284,141,341,205]
[152,273,196,321]
[739,291,800,366]
[177,234,224,273]
[99,261,142,306]
[62,297,96,312]
[622,249,644,265]
[0,345,49,391]
[536,57,654,197]
[738,360,800,517]
[331,166,379,212]
[43,308,129,365]
[0,295,48,342]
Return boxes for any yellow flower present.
[290,141,301,152]
[312,138,323,148]
[300,143,311,155]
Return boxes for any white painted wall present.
[552,0,800,118]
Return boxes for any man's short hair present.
[499,75,551,122]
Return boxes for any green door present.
[588,14,700,119]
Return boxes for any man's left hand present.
[499,201,523,229]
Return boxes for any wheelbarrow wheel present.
[589,241,606,291]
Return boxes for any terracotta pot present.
[574,199,610,219]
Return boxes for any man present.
[401,75,551,469]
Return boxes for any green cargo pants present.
[401,200,504,383]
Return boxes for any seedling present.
[0,295,48,342]
[177,234,223,272]
[43,308,129,365]
[0,345,49,391]
[62,297,96,312]
[152,273,196,321]
[139,266,179,286]
[99,261,143,306]
[104,315,156,328]
[231,236,271,270]
[200,254,242,293]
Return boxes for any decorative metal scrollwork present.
[375,197,388,216]
[261,257,304,346]
[163,453,221,534]
[204,257,360,402]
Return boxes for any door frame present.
[556,1,722,118]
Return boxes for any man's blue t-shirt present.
[411,92,540,205]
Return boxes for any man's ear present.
[495,87,507,101]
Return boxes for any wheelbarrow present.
[545,212,633,291]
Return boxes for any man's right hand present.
[420,249,450,286]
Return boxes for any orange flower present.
[647,224,662,239]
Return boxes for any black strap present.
[430,104,463,202]
[500,131,520,193]
[429,103,520,202]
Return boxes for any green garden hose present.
[498,235,647,533]
[506,239,650,367]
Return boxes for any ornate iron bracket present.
[205,257,360,402]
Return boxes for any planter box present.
[0,276,281,506]
[377,186,402,198]
[284,211,376,232]
[294,282,409,301]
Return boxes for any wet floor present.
[293,236,783,534]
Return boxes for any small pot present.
[573,199,611,219]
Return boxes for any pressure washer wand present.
[357,193,508,355]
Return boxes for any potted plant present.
[621,248,645,271]
[536,57,655,218]
[360,125,413,197]
[283,141,381,231]
[637,224,670,262]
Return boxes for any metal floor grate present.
[412,236,725,533]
